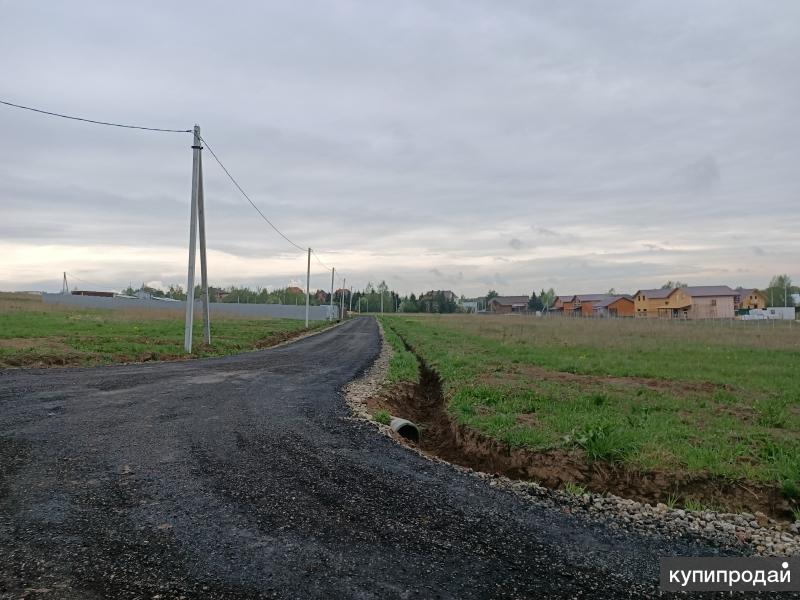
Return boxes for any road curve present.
[0,317,733,599]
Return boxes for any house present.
[488,296,529,314]
[682,286,737,319]
[286,286,304,295]
[632,288,674,318]
[634,286,737,319]
[573,294,614,317]
[314,289,328,304]
[734,288,767,310]
[593,295,634,318]
[550,295,575,315]
[71,290,115,298]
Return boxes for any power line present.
[311,249,333,272]
[199,134,311,254]
[0,99,192,133]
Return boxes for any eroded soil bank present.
[367,343,794,522]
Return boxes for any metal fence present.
[42,293,338,321]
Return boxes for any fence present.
[42,293,338,321]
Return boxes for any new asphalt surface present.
[0,317,745,598]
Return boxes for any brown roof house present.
[551,295,575,315]
[488,296,529,314]
[592,295,634,318]
[572,294,614,317]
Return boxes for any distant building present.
[550,295,575,315]
[593,295,634,318]
[286,286,304,295]
[633,286,737,319]
[734,288,766,310]
[71,290,114,298]
[573,294,614,317]
[487,296,529,314]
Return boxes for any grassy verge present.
[379,314,800,503]
[0,293,328,367]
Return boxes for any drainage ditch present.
[374,330,793,521]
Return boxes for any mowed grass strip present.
[0,293,326,367]
[379,315,800,499]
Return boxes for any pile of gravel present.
[342,322,800,558]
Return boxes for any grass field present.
[379,314,800,511]
[0,293,326,367]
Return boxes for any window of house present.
[711,299,717,306]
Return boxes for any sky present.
[1,1,798,297]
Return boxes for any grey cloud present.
[1,1,799,295]
[680,156,720,193]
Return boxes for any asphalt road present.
[0,317,739,599]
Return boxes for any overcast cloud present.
[1,1,798,296]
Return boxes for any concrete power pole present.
[184,125,205,353]
[305,248,311,328]
[329,267,335,320]
[349,286,353,313]
[197,157,211,345]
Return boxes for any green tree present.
[528,291,543,312]
[539,288,556,309]
[486,290,499,301]
[765,274,795,307]
[661,281,688,289]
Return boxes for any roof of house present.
[682,285,736,297]
[632,288,674,299]
[595,294,633,308]
[575,293,612,302]
[490,296,529,306]
[555,295,574,301]
[734,287,765,297]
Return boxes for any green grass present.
[374,409,391,425]
[0,294,327,366]
[378,314,800,495]
[562,482,587,496]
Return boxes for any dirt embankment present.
[369,335,794,522]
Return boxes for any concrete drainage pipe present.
[389,418,420,443]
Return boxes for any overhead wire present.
[0,99,192,133]
[198,134,312,255]
[0,99,347,283]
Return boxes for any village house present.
[572,294,613,317]
[633,286,737,319]
[734,288,767,310]
[593,295,635,318]
[550,295,575,315]
[488,295,529,314]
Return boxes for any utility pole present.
[197,156,211,345]
[184,125,203,353]
[380,290,384,314]
[341,277,346,320]
[349,286,353,313]
[329,267,335,320]
[305,248,311,328]
[61,272,69,295]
